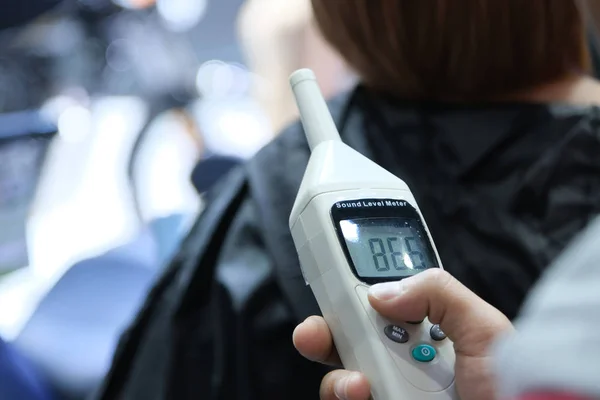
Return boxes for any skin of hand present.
[292,269,514,400]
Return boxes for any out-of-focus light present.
[156,0,208,32]
[197,99,273,158]
[196,60,231,98]
[214,110,262,146]
[106,39,134,72]
[196,61,250,98]
[112,0,155,9]
[41,96,79,124]
[57,106,93,143]
[228,63,252,96]
[41,89,90,124]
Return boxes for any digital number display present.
[340,217,437,278]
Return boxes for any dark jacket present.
[96,86,600,400]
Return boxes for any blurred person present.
[96,1,600,399]
[237,0,350,134]
[293,215,600,400]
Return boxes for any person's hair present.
[311,0,591,101]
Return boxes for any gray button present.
[430,325,447,341]
[384,325,409,343]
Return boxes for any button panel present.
[384,325,409,343]
[430,325,447,341]
[412,344,436,363]
[355,285,456,392]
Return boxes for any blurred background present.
[0,1,354,398]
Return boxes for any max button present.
[411,344,436,363]
[384,325,409,344]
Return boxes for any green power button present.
[412,344,436,363]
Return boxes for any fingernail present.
[293,317,318,349]
[303,316,320,328]
[369,281,406,301]
[334,372,360,400]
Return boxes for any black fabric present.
[96,87,600,400]
[191,156,243,194]
[589,28,600,75]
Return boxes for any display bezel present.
[330,198,439,285]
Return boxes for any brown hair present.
[311,0,591,101]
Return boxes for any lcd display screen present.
[339,217,438,278]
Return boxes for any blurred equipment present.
[0,111,57,275]
[0,2,264,400]
[0,335,54,400]
[13,238,163,400]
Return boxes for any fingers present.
[368,269,513,355]
[320,370,371,400]
[293,319,371,399]
[293,316,341,366]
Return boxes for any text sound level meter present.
[288,69,458,400]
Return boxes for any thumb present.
[367,269,513,356]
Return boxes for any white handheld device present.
[288,69,458,400]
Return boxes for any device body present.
[289,69,458,400]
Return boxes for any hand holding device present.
[293,269,514,400]
[288,68,461,399]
